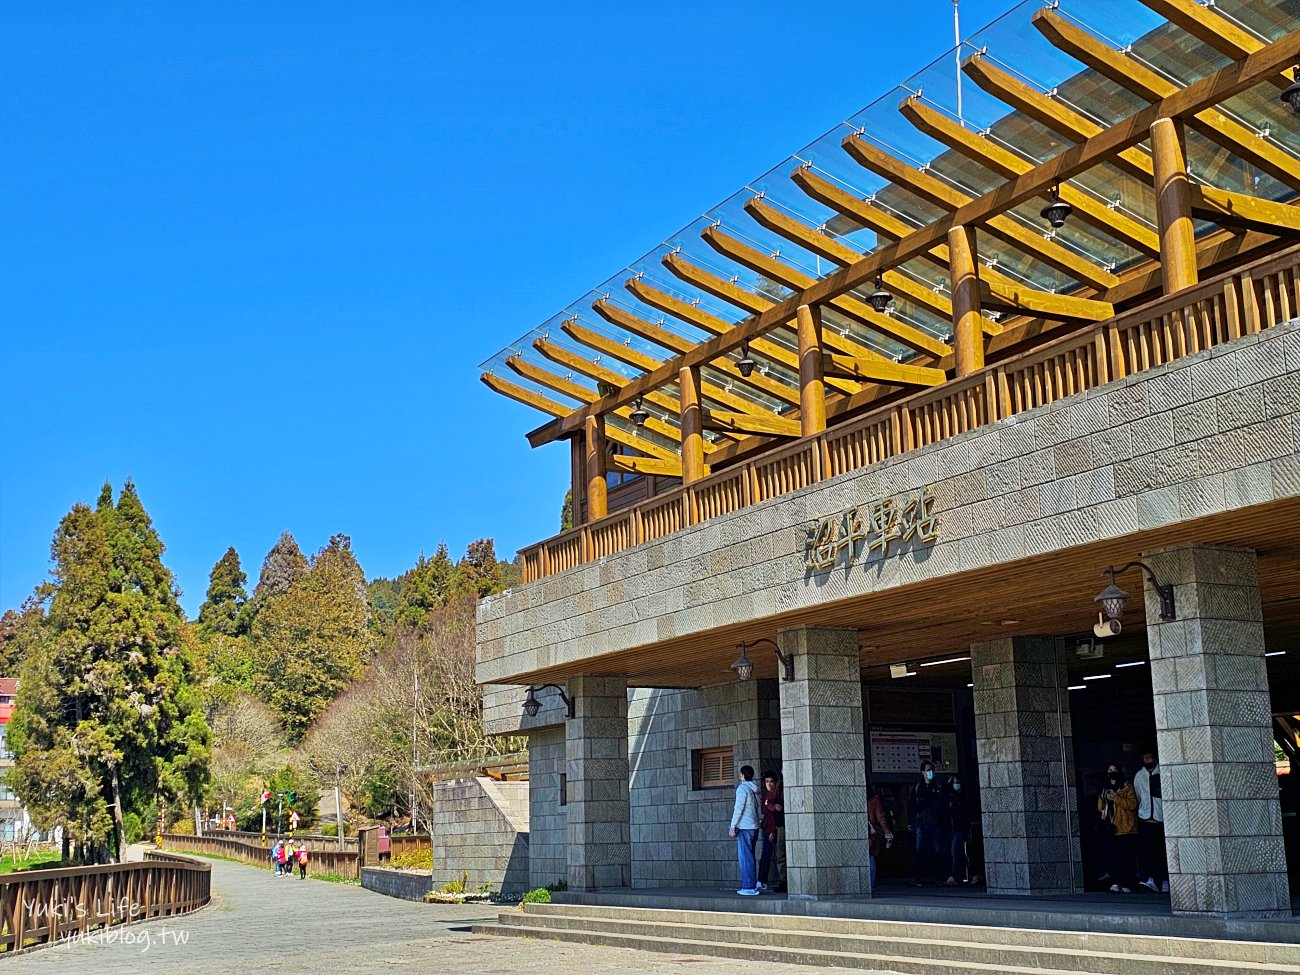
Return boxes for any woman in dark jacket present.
[909,761,944,885]
[943,775,973,885]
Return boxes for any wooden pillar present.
[583,414,607,522]
[1151,117,1198,295]
[679,365,706,484]
[948,225,984,377]
[796,304,826,437]
[569,435,586,526]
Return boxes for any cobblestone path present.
[5,856,865,975]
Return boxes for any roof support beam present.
[1190,185,1300,239]
[822,354,947,386]
[949,226,985,377]
[609,454,682,478]
[533,337,685,424]
[702,409,800,438]
[842,133,1121,290]
[797,304,827,437]
[1153,117,1200,294]
[1033,8,1300,191]
[897,95,1161,256]
[1138,0,1295,90]
[699,225,953,357]
[976,281,1113,322]
[679,366,708,484]
[584,415,608,521]
[525,31,1300,447]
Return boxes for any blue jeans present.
[914,826,942,882]
[735,828,758,890]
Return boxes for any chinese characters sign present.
[803,485,939,571]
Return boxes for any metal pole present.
[335,775,344,852]
[953,0,963,125]
[412,654,419,833]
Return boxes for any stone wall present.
[361,866,433,902]
[628,681,780,888]
[478,318,1300,685]
[528,727,567,890]
[428,776,530,895]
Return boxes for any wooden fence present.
[519,243,1300,583]
[0,850,210,952]
[160,832,364,879]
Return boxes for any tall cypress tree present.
[197,547,248,636]
[252,532,308,602]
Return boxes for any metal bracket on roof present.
[691,297,701,306]
[865,194,877,205]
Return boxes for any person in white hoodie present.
[1133,750,1168,893]
[728,764,763,896]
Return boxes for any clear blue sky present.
[2,1,1008,615]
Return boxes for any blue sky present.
[1,1,1008,615]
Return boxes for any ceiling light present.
[736,342,757,378]
[1067,684,1086,691]
[1040,180,1073,230]
[1115,660,1147,669]
[1265,650,1287,658]
[1082,673,1112,681]
[866,276,892,314]
[1282,66,1300,115]
[629,397,649,427]
[919,655,972,667]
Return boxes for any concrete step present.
[473,905,1300,975]
[520,902,1296,965]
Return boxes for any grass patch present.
[0,852,63,875]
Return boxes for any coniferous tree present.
[197,547,248,637]
[395,543,454,627]
[9,484,211,862]
[252,532,308,602]
[453,538,504,599]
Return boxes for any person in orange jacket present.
[1098,761,1139,893]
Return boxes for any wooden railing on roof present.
[517,245,1300,583]
[0,850,210,952]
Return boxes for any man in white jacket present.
[1133,750,1168,893]
[728,764,763,896]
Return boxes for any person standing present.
[909,761,944,885]
[942,775,973,886]
[728,765,762,896]
[1098,762,1139,893]
[866,785,893,888]
[757,771,786,893]
[276,839,289,878]
[297,844,309,880]
[1134,750,1168,894]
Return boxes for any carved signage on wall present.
[803,485,939,571]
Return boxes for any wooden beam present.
[897,95,1160,256]
[641,263,860,394]
[609,454,682,478]
[948,226,985,377]
[701,409,801,438]
[976,281,1114,322]
[699,224,952,358]
[591,298,800,405]
[791,166,1047,329]
[843,133,1121,290]
[1191,185,1300,239]
[1138,0,1295,90]
[796,304,826,436]
[525,31,1300,447]
[679,365,707,484]
[533,337,682,421]
[1151,117,1199,294]
[560,319,782,415]
[1033,7,1300,191]
[584,415,607,521]
[822,354,947,387]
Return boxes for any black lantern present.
[629,397,649,426]
[730,639,795,683]
[736,341,757,378]
[522,684,575,719]
[1095,562,1176,623]
[867,276,892,314]
[1282,66,1300,115]
[1041,181,1073,229]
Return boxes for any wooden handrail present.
[514,243,1300,585]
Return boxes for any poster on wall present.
[869,728,959,774]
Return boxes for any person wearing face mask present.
[909,760,944,885]
[1098,762,1139,893]
[942,775,973,886]
[1133,750,1168,894]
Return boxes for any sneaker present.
[1120,887,1133,894]
[755,882,768,891]
[1160,881,1170,894]
[1109,884,1121,893]
[1141,878,1159,893]
[737,888,760,896]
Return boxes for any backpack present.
[298,848,308,864]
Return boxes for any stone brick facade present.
[527,727,567,890]
[361,866,433,901]
[1143,544,1290,918]
[428,776,530,896]
[566,674,631,890]
[970,636,1080,896]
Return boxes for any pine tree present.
[453,538,505,599]
[9,484,211,862]
[197,547,248,636]
[250,535,370,740]
[252,532,308,602]
[395,543,454,627]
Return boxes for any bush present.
[389,849,432,871]
[438,871,469,895]
[520,887,551,905]
[544,879,567,893]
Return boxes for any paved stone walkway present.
[5,856,866,975]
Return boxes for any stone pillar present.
[777,627,870,899]
[1142,544,1288,918]
[970,636,1079,896]
[565,674,630,890]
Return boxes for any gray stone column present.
[970,636,1080,896]
[1142,544,1288,918]
[565,674,631,890]
[777,627,870,899]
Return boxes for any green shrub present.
[389,849,433,871]
[520,887,551,905]
[544,879,567,892]
[438,871,469,894]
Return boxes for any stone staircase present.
[475,903,1300,974]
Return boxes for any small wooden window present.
[559,773,567,806]
[693,746,735,790]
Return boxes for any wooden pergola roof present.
[479,0,1300,475]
